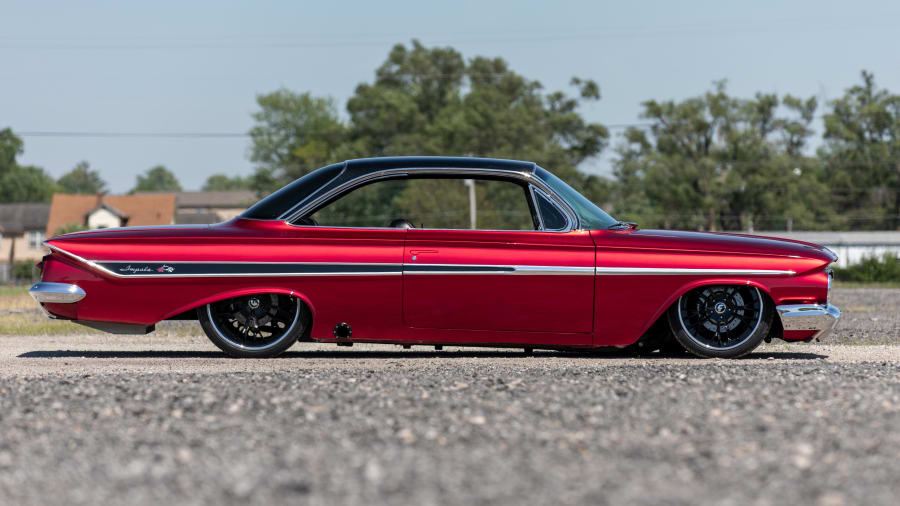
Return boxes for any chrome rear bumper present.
[29,282,86,304]
[776,303,841,340]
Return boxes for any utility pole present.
[464,179,476,229]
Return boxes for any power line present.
[13,123,652,138]
[17,131,248,138]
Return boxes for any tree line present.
[2,40,899,231]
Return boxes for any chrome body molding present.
[43,243,796,279]
[29,282,86,303]
[281,166,580,232]
[595,267,795,276]
[404,264,594,276]
[776,303,841,339]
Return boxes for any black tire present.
[667,285,773,359]
[624,316,673,356]
[198,293,308,358]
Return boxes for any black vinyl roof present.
[344,156,536,174]
[242,157,538,220]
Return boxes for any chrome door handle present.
[409,249,438,261]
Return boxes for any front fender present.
[593,270,825,347]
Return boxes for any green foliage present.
[11,260,39,283]
[820,71,900,230]
[202,174,253,191]
[130,165,182,193]
[57,161,108,194]
[249,91,346,193]
[249,40,609,222]
[612,82,831,231]
[52,222,90,237]
[833,253,900,282]
[0,128,59,203]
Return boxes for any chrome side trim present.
[275,166,348,221]
[283,166,580,231]
[776,303,841,339]
[29,282,86,303]
[595,267,795,276]
[404,264,594,276]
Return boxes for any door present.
[400,177,595,336]
[403,229,596,334]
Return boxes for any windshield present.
[241,163,345,220]
[535,167,617,230]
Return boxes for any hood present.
[610,229,837,263]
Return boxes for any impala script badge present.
[118,265,153,274]
[117,264,175,274]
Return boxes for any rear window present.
[241,163,345,220]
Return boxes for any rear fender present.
[160,287,317,323]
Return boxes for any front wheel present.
[667,285,773,359]
[198,293,308,358]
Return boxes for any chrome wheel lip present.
[206,296,301,351]
[676,287,764,351]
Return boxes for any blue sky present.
[2,0,899,192]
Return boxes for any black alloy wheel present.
[667,285,773,358]
[198,293,307,358]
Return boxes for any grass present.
[0,284,199,337]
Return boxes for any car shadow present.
[16,349,829,360]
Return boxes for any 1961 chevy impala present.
[30,157,840,358]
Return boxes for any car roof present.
[343,156,537,175]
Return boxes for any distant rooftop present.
[0,203,51,234]
[174,191,257,209]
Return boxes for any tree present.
[611,82,830,231]
[249,90,346,192]
[821,71,900,229]
[57,161,107,194]
[202,174,252,191]
[249,40,610,223]
[0,128,59,203]
[130,165,182,193]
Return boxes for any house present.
[0,203,51,282]
[173,191,257,224]
[45,193,177,237]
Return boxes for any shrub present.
[11,260,39,284]
[832,253,900,283]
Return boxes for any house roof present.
[85,201,127,220]
[0,203,51,234]
[46,194,176,236]
[175,211,221,225]
[174,191,257,209]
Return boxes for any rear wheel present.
[198,293,307,358]
[667,285,772,359]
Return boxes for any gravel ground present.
[0,288,899,505]
[826,287,900,344]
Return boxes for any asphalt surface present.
[0,334,898,506]
[1,287,899,505]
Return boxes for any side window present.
[307,177,536,230]
[534,189,569,231]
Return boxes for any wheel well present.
[163,290,315,338]
[668,282,779,336]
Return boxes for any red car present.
[30,157,839,358]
